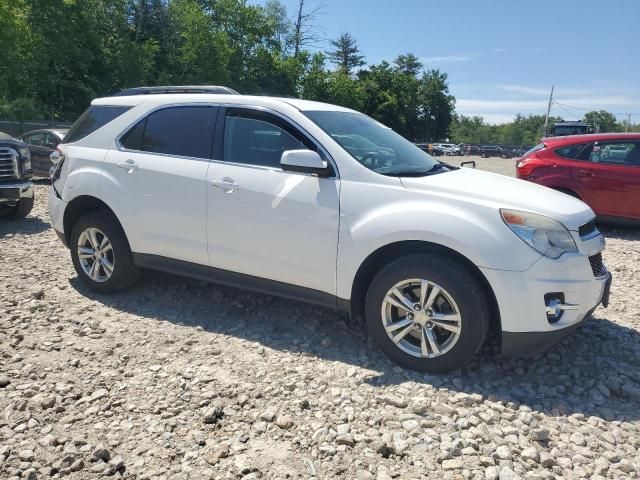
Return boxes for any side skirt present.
[132,253,349,312]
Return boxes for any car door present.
[573,140,640,219]
[40,132,60,174]
[102,105,217,265]
[21,132,50,175]
[206,107,340,295]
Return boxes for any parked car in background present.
[415,143,443,156]
[461,144,480,155]
[479,145,510,158]
[435,143,462,156]
[19,128,68,176]
[510,147,528,158]
[516,133,640,222]
[0,132,34,218]
[49,87,610,372]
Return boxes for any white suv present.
[49,87,611,372]
[435,143,462,156]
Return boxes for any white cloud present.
[554,96,636,108]
[456,98,548,112]
[421,55,473,64]
[475,113,523,124]
[455,87,640,124]
[496,85,615,97]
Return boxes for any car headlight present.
[19,147,30,159]
[500,209,577,259]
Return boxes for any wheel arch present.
[63,196,125,246]
[551,186,582,200]
[349,240,501,334]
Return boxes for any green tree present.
[0,0,457,139]
[301,53,365,109]
[326,32,365,75]
[418,69,456,141]
[584,110,619,133]
[394,53,422,76]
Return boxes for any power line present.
[553,102,581,119]
[553,101,640,117]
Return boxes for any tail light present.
[516,155,545,178]
[50,148,65,181]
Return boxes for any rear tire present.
[70,212,139,293]
[365,254,490,372]
[6,196,34,219]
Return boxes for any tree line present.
[452,110,639,147]
[0,0,454,141]
[0,0,635,143]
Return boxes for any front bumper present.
[480,251,611,357]
[501,272,611,357]
[0,182,34,203]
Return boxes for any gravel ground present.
[1,168,639,480]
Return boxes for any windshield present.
[304,110,445,176]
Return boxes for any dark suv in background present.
[0,132,34,218]
[479,145,509,158]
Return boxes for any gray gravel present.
[1,177,639,479]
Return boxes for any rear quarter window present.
[523,143,545,156]
[554,143,589,159]
[63,106,131,144]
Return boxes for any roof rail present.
[113,85,239,97]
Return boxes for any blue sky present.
[256,0,639,124]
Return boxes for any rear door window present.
[590,141,640,166]
[64,106,131,144]
[43,132,59,148]
[120,106,217,159]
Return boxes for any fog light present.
[544,293,579,324]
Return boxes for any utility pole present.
[626,113,631,133]
[542,85,554,137]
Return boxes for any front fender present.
[336,200,541,299]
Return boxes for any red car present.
[516,133,640,222]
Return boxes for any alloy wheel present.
[77,227,115,283]
[381,279,461,358]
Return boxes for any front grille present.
[0,148,18,180]
[588,253,607,277]
[579,219,597,237]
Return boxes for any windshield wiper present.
[384,163,457,177]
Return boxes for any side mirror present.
[280,149,330,176]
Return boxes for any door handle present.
[577,170,595,178]
[117,159,138,173]
[210,178,239,192]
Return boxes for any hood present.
[400,167,594,231]
[0,132,26,146]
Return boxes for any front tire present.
[365,254,490,372]
[70,212,139,293]
[5,196,34,219]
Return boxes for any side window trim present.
[116,103,219,161]
[213,105,338,177]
